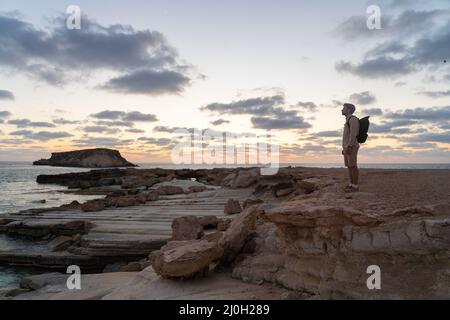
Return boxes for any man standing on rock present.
[341,103,360,192]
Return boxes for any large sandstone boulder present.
[198,216,219,229]
[116,196,136,207]
[104,196,119,207]
[221,173,237,187]
[121,176,158,189]
[134,193,147,204]
[297,179,320,194]
[243,198,264,209]
[171,216,204,241]
[81,199,106,212]
[217,218,232,231]
[219,206,262,263]
[231,169,260,188]
[156,185,185,195]
[146,191,160,201]
[149,240,223,279]
[224,199,242,215]
[48,235,79,252]
[187,185,207,193]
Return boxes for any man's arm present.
[347,117,359,147]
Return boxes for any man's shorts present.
[344,146,359,168]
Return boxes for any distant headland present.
[33,148,137,168]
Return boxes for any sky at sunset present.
[0,0,450,164]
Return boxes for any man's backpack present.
[347,115,370,143]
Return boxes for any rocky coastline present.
[0,166,449,300]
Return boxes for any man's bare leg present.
[349,167,359,186]
[347,167,353,185]
[353,167,359,186]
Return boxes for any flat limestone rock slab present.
[14,272,136,300]
[0,187,254,267]
[14,268,293,300]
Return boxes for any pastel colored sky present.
[0,0,449,163]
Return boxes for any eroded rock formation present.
[232,203,450,299]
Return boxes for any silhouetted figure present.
[341,103,360,192]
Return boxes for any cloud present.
[385,105,450,122]
[201,95,285,115]
[153,125,194,133]
[402,142,438,149]
[26,64,66,86]
[100,69,191,95]
[440,123,450,130]
[91,110,158,123]
[52,118,80,125]
[72,137,134,147]
[295,101,319,112]
[377,0,435,9]
[91,110,125,120]
[0,138,34,145]
[82,126,121,134]
[406,131,450,143]
[335,57,415,78]
[334,9,450,79]
[283,143,332,154]
[395,81,407,87]
[8,119,56,128]
[250,115,311,130]
[370,119,419,133]
[71,136,134,147]
[361,108,383,116]
[315,130,341,137]
[210,119,230,126]
[349,91,377,105]
[333,9,448,41]
[0,110,12,119]
[201,95,312,130]
[122,111,158,122]
[10,130,72,141]
[0,89,14,100]
[0,13,194,95]
[138,137,172,146]
[126,128,145,134]
[417,90,450,98]
[95,120,134,127]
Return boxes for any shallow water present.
[0,162,104,289]
[0,234,48,288]
[0,266,40,288]
[0,162,102,215]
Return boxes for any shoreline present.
[1,166,449,299]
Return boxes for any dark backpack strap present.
[346,115,355,127]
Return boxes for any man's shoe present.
[344,185,359,192]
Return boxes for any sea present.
[0,161,449,289]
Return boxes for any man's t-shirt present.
[342,115,360,149]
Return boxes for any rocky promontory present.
[33,148,136,168]
[1,166,449,300]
